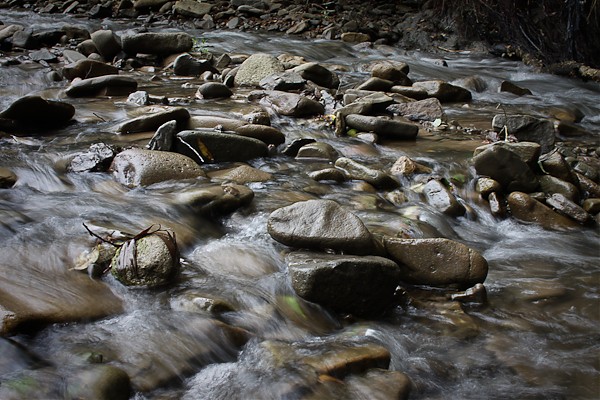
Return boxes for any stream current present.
[0,11,599,400]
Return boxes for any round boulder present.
[121,32,193,55]
[196,82,233,99]
[111,148,206,187]
[235,53,285,87]
[286,251,401,317]
[384,237,488,289]
[0,95,75,128]
[267,199,375,255]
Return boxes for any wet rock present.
[492,114,556,153]
[296,142,339,161]
[0,24,23,42]
[12,28,37,49]
[69,143,117,173]
[256,90,325,117]
[62,58,119,80]
[475,177,502,199]
[387,98,445,122]
[0,95,75,128]
[507,191,580,230]
[175,130,268,163]
[259,71,305,91]
[384,237,488,289]
[76,39,99,56]
[172,53,218,76]
[341,32,371,43]
[335,157,400,190]
[545,193,591,225]
[345,369,412,400]
[118,107,190,134]
[292,62,340,89]
[29,48,57,62]
[235,53,285,87]
[474,141,541,166]
[66,365,131,400]
[538,150,574,184]
[207,164,272,184]
[286,20,309,34]
[583,198,600,214]
[488,191,507,217]
[423,179,466,217]
[0,337,46,375]
[370,63,411,86]
[539,175,579,202]
[186,115,246,131]
[308,168,346,183]
[286,251,401,317]
[345,114,418,140]
[173,184,254,215]
[74,242,117,278]
[235,124,285,145]
[573,170,600,196]
[90,30,122,61]
[111,231,180,287]
[390,156,432,176]
[281,138,316,157]
[148,120,177,151]
[356,77,394,92]
[0,167,17,188]
[111,148,206,187]
[173,0,213,18]
[412,80,472,102]
[0,262,123,335]
[450,283,488,305]
[242,109,271,126]
[472,144,539,192]
[389,85,430,100]
[455,76,488,93]
[267,199,375,255]
[122,32,193,56]
[499,80,532,96]
[65,75,137,97]
[195,82,233,99]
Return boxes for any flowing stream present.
[1,11,599,400]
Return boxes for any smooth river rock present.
[492,114,556,153]
[175,130,269,163]
[65,75,137,97]
[174,184,254,216]
[335,157,400,189]
[122,32,193,55]
[422,179,466,217]
[235,53,284,86]
[111,148,206,187]
[345,114,418,140]
[0,95,75,128]
[267,199,375,255]
[118,107,190,134]
[507,191,580,230]
[411,80,472,102]
[292,62,340,89]
[286,251,401,317]
[384,237,488,289]
[62,58,119,80]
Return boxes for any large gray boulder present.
[65,75,137,97]
[345,114,418,140]
[111,232,179,287]
[384,237,488,289]
[334,157,399,190]
[122,32,193,55]
[492,114,556,153]
[111,148,206,187]
[0,95,75,128]
[267,199,375,255]
[286,251,401,317]
[175,130,268,163]
[235,53,285,87]
[472,144,539,193]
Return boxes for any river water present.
[0,11,599,400]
